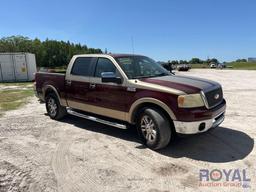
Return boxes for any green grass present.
[0,82,33,86]
[0,89,34,116]
[191,63,209,69]
[227,62,256,70]
[39,66,66,73]
[52,69,66,73]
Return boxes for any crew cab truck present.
[35,54,226,150]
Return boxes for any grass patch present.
[39,66,66,73]
[0,89,34,116]
[191,63,209,69]
[0,82,33,86]
[227,62,256,70]
[51,68,66,73]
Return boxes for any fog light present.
[199,123,206,131]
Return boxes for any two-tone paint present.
[35,54,226,134]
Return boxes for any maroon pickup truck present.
[35,54,226,150]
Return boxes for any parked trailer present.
[0,53,37,82]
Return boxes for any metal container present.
[0,53,37,82]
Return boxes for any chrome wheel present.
[47,97,57,117]
[140,115,157,142]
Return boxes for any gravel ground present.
[0,69,255,192]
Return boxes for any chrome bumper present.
[173,112,225,134]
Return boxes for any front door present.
[86,57,128,121]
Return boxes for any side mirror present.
[101,72,122,84]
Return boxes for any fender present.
[43,85,67,106]
[127,97,177,123]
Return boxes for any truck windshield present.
[115,56,170,79]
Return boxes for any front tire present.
[45,93,67,120]
[137,108,172,150]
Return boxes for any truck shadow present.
[60,115,140,143]
[159,126,254,163]
[60,116,253,163]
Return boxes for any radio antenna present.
[131,36,135,55]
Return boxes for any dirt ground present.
[0,69,255,192]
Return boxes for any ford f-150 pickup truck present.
[35,54,226,150]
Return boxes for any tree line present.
[0,36,248,68]
[167,58,219,65]
[0,36,102,68]
[166,58,248,65]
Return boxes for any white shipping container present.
[0,53,37,82]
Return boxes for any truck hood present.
[139,75,221,94]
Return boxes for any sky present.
[0,0,255,62]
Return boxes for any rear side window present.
[95,58,117,77]
[71,57,93,76]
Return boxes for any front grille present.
[204,87,223,108]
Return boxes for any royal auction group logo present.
[199,169,251,188]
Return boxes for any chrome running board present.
[67,108,127,129]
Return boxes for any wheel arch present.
[128,98,177,124]
[43,85,65,106]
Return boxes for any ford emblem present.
[214,94,220,100]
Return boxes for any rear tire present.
[45,93,67,120]
[137,108,172,150]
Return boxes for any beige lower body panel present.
[67,100,128,122]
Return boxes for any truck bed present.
[35,72,66,101]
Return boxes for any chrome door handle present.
[89,83,96,89]
[66,80,72,86]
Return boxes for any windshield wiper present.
[152,72,170,77]
[135,73,169,79]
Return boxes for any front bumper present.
[173,111,225,134]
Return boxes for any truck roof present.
[73,53,144,58]
[109,53,144,58]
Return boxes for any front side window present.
[71,57,93,76]
[115,56,170,79]
[95,58,117,77]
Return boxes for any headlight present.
[177,93,205,108]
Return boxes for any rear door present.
[65,57,96,107]
[13,54,28,80]
[0,54,15,81]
